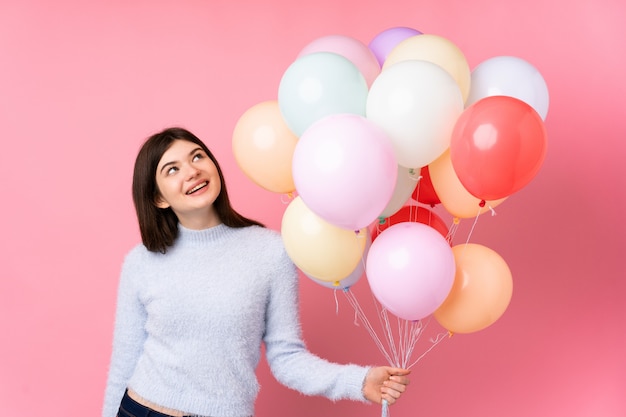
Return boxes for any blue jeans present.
[117,390,194,417]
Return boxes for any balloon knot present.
[479,200,486,207]
[333,281,340,287]
[378,217,386,225]
[408,168,415,175]
[448,331,454,338]
[453,217,460,225]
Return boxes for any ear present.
[154,195,170,209]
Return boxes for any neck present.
[177,208,221,230]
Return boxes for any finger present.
[381,389,400,404]
[388,367,411,376]
[389,375,410,385]
[384,396,396,406]
[385,380,407,393]
[382,393,395,406]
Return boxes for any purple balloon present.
[368,27,423,66]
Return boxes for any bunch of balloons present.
[232,26,549,335]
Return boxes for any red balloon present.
[450,96,547,201]
[412,166,440,206]
[371,205,449,242]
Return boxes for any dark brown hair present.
[132,127,264,253]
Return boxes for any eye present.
[166,166,179,175]
[192,152,205,162]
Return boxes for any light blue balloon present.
[278,52,368,137]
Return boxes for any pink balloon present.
[368,26,422,66]
[298,35,381,87]
[292,114,398,231]
[366,222,455,321]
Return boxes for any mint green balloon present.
[278,52,368,137]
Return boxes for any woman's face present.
[154,139,222,229]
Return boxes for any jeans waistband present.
[119,390,197,417]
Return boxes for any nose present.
[185,164,200,180]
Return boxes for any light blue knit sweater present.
[102,224,370,417]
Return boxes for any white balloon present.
[278,52,369,137]
[366,60,464,169]
[378,165,419,218]
[466,55,550,120]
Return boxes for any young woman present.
[102,127,410,417]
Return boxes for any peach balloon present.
[383,34,471,102]
[281,197,367,282]
[232,100,297,193]
[434,243,513,334]
[428,149,506,219]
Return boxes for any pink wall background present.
[1,1,624,416]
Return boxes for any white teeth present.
[187,181,208,194]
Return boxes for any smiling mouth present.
[186,181,208,195]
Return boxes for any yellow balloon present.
[232,100,297,193]
[428,149,506,218]
[281,197,367,282]
[434,244,513,334]
[383,34,471,103]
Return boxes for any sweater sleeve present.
[263,247,370,402]
[102,248,148,417]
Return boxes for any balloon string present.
[344,290,441,370]
[463,207,482,250]
[406,331,449,369]
[446,218,459,244]
[381,399,389,417]
[399,318,412,368]
[343,289,448,377]
[385,310,422,368]
[373,294,407,368]
[411,171,423,204]
[379,308,401,367]
[400,320,425,369]
[333,288,340,315]
[343,289,395,365]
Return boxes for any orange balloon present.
[232,100,297,193]
[429,149,506,219]
[281,197,367,282]
[434,244,513,334]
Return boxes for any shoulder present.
[236,224,281,239]
[121,243,163,272]
[233,225,284,251]
[234,226,295,269]
[124,243,153,261]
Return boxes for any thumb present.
[387,367,411,376]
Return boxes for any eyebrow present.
[159,146,204,174]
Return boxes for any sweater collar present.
[175,223,235,247]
